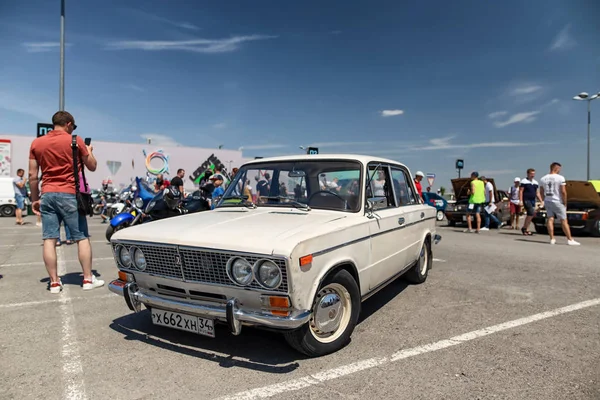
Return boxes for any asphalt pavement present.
[0,215,599,400]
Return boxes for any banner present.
[0,139,11,176]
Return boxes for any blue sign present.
[456,159,464,169]
[307,147,319,155]
[37,123,53,138]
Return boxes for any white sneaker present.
[550,239,556,245]
[83,275,105,290]
[567,240,581,246]
[50,279,63,294]
[480,227,489,231]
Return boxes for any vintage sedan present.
[444,177,510,226]
[532,180,600,237]
[108,155,441,357]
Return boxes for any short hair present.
[550,162,561,170]
[177,168,184,174]
[17,168,24,175]
[526,168,535,174]
[52,111,75,127]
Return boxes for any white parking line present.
[57,246,88,400]
[0,294,115,309]
[433,258,446,262]
[217,297,600,400]
[0,257,113,268]
[0,240,109,248]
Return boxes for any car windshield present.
[218,160,362,212]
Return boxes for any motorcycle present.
[144,187,210,221]
[105,178,156,241]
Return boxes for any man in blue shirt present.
[209,173,225,209]
[519,168,543,235]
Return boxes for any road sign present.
[306,147,319,155]
[426,173,435,187]
[37,123,53,138]
[455,159,464,170]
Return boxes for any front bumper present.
[108,280,312,335]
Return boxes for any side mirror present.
[365,199,375,217]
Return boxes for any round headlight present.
[255,260,282,289]
[227,257,253,286]
[131,247,146,271]
[120,192,129,200]
[134,197,144,208]
[117,245,132,268]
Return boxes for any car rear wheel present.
[0,205,16,217]
[436,210,444,221]
[404,238,432,284]
[283,269,360,357]
[591,220,600,238]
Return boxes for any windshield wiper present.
[218,195,257,209]
[261,196,311,211]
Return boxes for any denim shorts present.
[524,200,536,216]
[15,194,26,209]
[467,203,482,214]
[40,192,88,241]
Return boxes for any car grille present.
[112,242,288,293]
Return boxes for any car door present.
[390,166,426,265]
[366,163,410,291]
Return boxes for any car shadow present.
[39,270,102,287]
[358,279,410,325]
[109,310,303,373]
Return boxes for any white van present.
[0,176,17,217]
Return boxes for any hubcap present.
[419,245,428,275]
[309,283,351,343]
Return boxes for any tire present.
[436,210,444,221]
[284,269,360,357]
[404,238,432,284]
[93,205,102,216]
[590,220,600,238]
[106,223,127,242]
[0,205,16,217]
[447,219,456,227]
[534,225,548,235]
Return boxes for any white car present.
[108,154,441,356]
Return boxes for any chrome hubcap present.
[419,245,428,275]
[309,283,351,343]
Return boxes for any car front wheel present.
[436,210,444,221]
[284,269,360,357]
[0,205,16,217]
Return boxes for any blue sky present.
[1,0,599,190]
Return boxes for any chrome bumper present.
[108,280,311,335]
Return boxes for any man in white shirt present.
[539,162,580,246]
[480,176,504,230]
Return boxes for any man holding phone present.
[29,111,103,294]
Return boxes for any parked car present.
[108,154,441,357]
[0,176,17,217]
[532,180,600,237]
[422,192,448,221]
[444,178,510,227]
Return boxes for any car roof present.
[243,154,410,169]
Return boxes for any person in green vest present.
[465,171,485,233]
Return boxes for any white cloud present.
[510,85,542,96]
[140,134,181,146]
[239,144,288,150]
[410,135,553,151]
[106,35,277,53]
[124,84,145,92]
[550,24,577,51]
[308,141,374,147]
[488,111,508,119]
[123,8,200,31]
[493,111,540,128]
[478,169,517,176]
[212,123,227,129]
[380,109,405,117]
[22,42,72,53]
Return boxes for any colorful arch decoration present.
[142,149,170,176]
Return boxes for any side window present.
[366,164,393,210]
[391,168,419,206]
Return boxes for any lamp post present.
[59,0,66,110]
[573,91,599,180]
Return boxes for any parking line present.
[0,257,113,268]
[0,294,115,309]
[217,297,600,400]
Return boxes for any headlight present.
[131,247,146,271]
[227,257,253,286]
[120,192,130,200]
[254,260,282,289]
[116,245,132,268]
[134,197,144,208]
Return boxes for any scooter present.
[105,178,156,241]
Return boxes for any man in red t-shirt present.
[414,171,424,199]
[29,111,103,293]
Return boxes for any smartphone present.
[84,138,92,146]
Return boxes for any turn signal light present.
[118,270,134,282]
[269,296,290,309]
[300,254,313,266]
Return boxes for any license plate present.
[151,309,215,338]
[462,215,467,221]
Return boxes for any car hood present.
[451,178,496,201]
[566,181,600,205]
[112,207,349,255]
[589,180,600,194]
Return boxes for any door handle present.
[398,217,405,225]
[420,212,425,219]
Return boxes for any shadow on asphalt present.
[39,270,102,287]
[358,279,409,325]
[110,310,303,373]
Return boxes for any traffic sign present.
[37,123,53,137]
[455,159,464,170]
[306,147,319,155]
[426,173,435,187]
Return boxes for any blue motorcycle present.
[105,177,156,242]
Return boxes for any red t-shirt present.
[414,179,423,197]
[29,130,89,195]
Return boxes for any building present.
[0,134,249,191]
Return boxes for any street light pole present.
[573,91,599,181]
[59,0,65,111]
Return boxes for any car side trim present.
[312,216,435,258]
[361,260,416,301]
